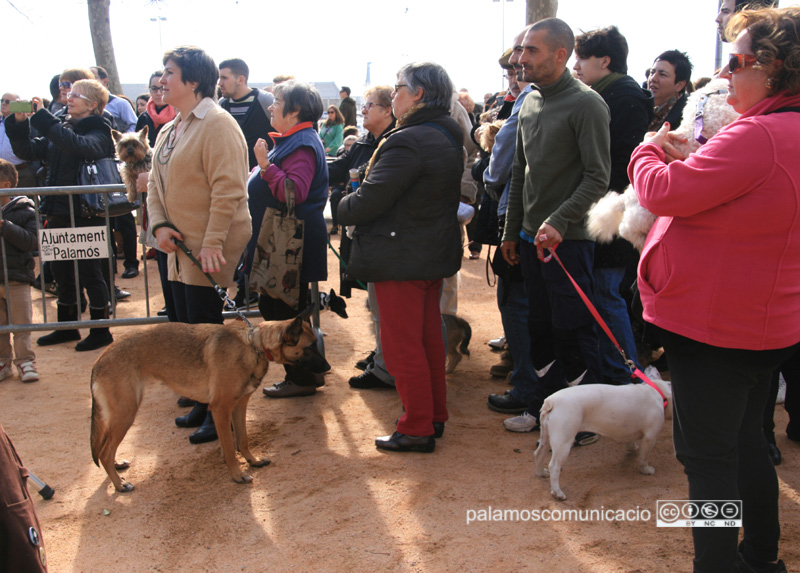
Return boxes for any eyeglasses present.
[361,102,385,112]
[59,81,72,89]
[729,53,758,73]
[149,86,163,93]
[394,84,408,92]
[67,92,92,102]
[1,99,12,105]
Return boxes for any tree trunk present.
[87,0,123,95]
[526,0,558,24]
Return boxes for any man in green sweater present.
[500,17,611,435]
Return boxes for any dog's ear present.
[296,305,314,323]
[281,314,305,346]
[111,129,123,143]
[138,125,149,141]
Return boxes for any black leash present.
[171,238,255,330]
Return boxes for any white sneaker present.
[0,362,11,381]
[488,336,507,350]
[503,412,540,432]
[17,361,39,383]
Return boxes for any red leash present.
[542,244,669,409]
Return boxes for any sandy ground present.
[3,238,800,573]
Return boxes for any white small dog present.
[587,78,740,251]
[533,373,672,501]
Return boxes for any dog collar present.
[262,347,274,361]
[632,368,669,409]
[694,89,728,144]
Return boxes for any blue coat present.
[244,124,328,283]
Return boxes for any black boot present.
[37,304,81,346]
[189,410,218,444]
[176,402,207,428]
[75,307,113,351]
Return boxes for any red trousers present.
[374,280,448,436]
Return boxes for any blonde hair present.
[72,79,109,115]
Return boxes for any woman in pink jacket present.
[629,7,800,572]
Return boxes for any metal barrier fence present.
[0,184,261,335]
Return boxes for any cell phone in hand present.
[9,101,33,113]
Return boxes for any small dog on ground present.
[90,307,330,492]
[112,126,152,203]
[442,313,471,373]
[316,288,348,319]
[587,78,740,251]
[533,377,672,501]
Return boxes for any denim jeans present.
[593,266,641,384]
[497,276,537,404]
[520,239,601,415]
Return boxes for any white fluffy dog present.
[587,78,740,251]
[533,371,672,501]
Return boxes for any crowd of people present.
[3,1,800,571]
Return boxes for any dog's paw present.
[117,480,135,493]
[233,473,254,484]
[639,464,655,475]
[535,468,549,478]
[551,489,567,501]
[249,458,271,468]
[114,459,131,471]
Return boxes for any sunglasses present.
[729,53,758,73]
[59,81,72,89]
[67,92,92,102]
[1,99,12,105]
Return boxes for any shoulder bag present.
[78,158,140,218]
[249,178,304,309]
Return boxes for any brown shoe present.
[489,350,514,378]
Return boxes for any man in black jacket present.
[218,58,274,169]
[338,86,357,128]
[573,26,653,385]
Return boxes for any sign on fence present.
[38,226,110,261]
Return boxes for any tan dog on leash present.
[90,309,329,492]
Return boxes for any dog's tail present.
[586,191,625,244]
[458,317,471,358]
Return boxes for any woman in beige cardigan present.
[146,46,251,444]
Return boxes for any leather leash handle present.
[545,246,669,409]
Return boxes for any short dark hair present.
[343,125,359,138]
[148,70,163,86]
[49,74,61,100]
[219,58,249,81]
[91,65,108,81]
[574,26,629,74]
[397,62,455,111]
[653,50,693,90]
[340,86,351,96]
[531,18,575,59]
[162,46,218,99]
[736,0,778,11]
[0,159,18,188]
[274,81,324,128]
[137,93,149,103]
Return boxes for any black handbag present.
[78,158,139,218]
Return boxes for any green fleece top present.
[503,68,611,243]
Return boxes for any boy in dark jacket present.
[0,159,39,382]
